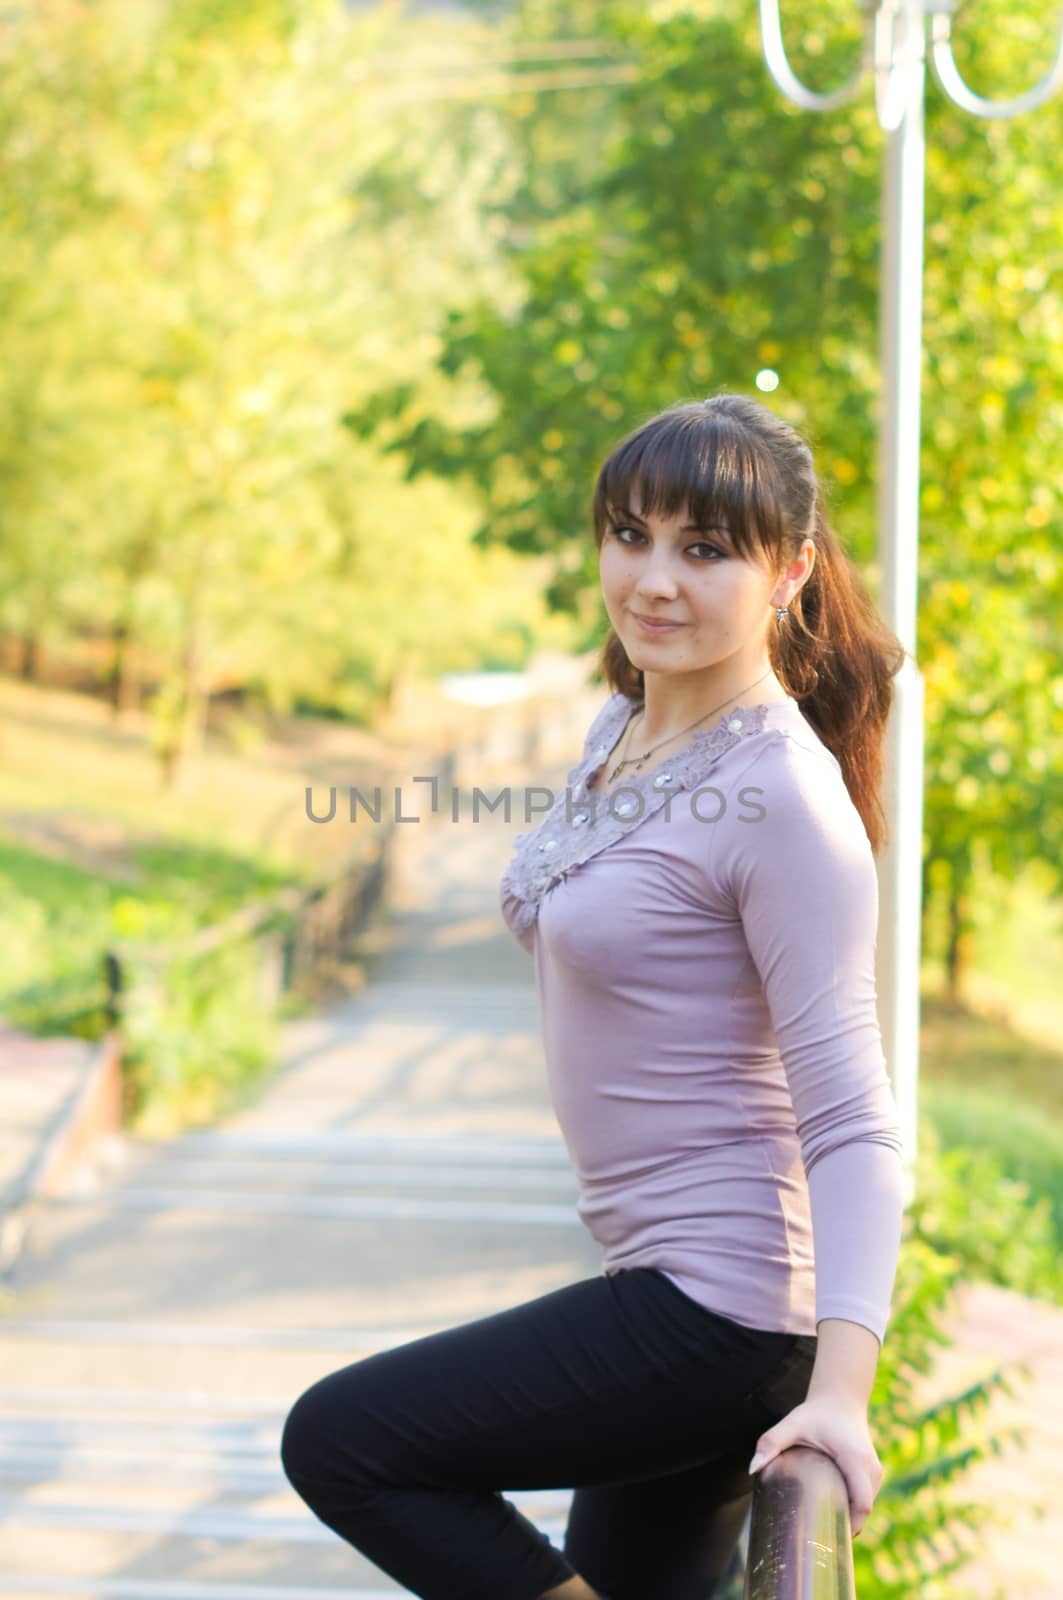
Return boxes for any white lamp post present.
[758,0,1063,1189]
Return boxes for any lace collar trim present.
[501,693,782,938]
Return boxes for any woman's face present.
[599,489,785,680]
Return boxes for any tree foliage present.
[0,0,562,780]
[345,0,1063,984]
[1,0,1059,979]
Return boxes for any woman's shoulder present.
[765,702,844,779]
[724,709,871,857]
[714,699,840,778]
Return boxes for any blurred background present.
[0,1,1061,1596]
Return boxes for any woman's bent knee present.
[279,1359,396,1504]
[279,1380,333,1489]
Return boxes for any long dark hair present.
[590,393,907,853]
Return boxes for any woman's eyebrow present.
[614,506,730,536]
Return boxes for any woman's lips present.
[632,613,685,633]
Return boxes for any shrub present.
[113,900,279,1136]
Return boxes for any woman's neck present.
[633,669,789,747]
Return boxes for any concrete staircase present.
[0,772,600,1598]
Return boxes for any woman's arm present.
[724,738,906,1533]
[722,737,907,1347]
[807,1316,880,1410]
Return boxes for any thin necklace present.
[606,669,775,784]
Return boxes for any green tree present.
[0,0,564,781]
[344,0,1063,995]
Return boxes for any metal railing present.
[0,843,393,1039]
[743,1446,856,1598]
[103,829,395,1022]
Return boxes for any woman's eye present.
[609,525,722,561]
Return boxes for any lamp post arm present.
[928,3,1063,119]
[758,0,869,112]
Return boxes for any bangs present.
[593,404,788,564]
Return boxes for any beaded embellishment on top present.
[500,691,775,939]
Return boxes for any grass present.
[0,672,417,1032]
[918,993,1063,1244]
[922,1078,1063,1240]
[919,989,1063,1120]
[917,858,1063,1247]
[0,673,408,884]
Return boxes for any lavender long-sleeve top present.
[499,690,906,1345]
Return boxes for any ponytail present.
[771,493,907,853]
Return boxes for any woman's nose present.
[635,562,680,598]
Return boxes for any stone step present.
[0,1380,571,1594]
[0,1580,403,1600]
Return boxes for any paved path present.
[1,761,1061,1599]
[0,764,601,1600]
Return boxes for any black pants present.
[280,1267,817,1600]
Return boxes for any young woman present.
[280,393,909,1600]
